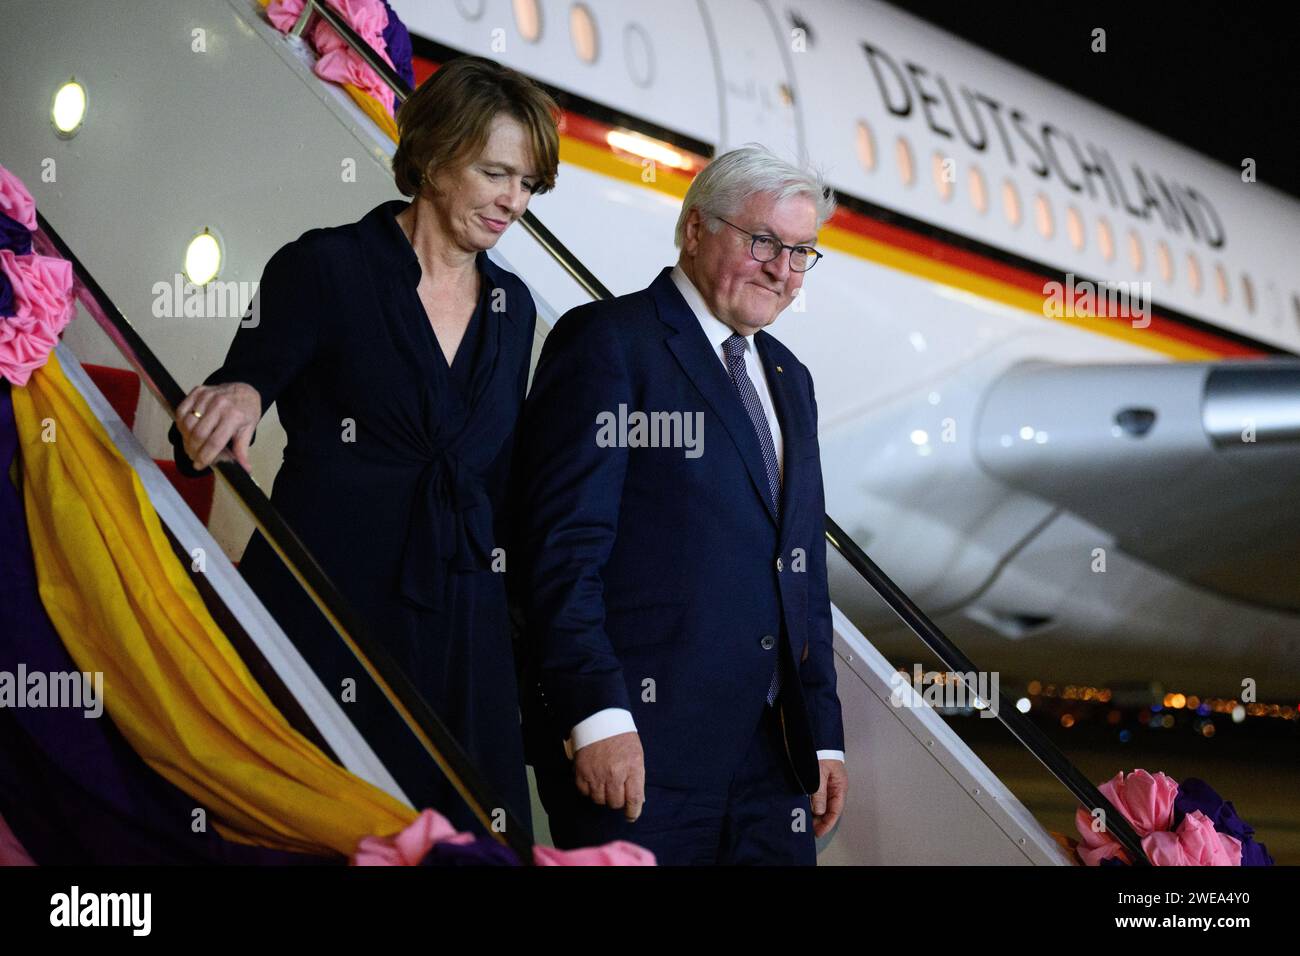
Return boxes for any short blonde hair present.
[392,56,560,197]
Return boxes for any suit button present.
[760,634,776,650]
[776,557,784,572]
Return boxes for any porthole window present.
[1002,179,1021,227]
[512,0,542,42]
[895,136,914,187]
[1242,273,1256,314]
[1033,192,1053,239]
[1097,217,1115,262]
[623,23,653,87]
[570,4,599,63]
[1214,263,1229,303]
[1186,253,1202,295]
[1155,241,1173,283]
[855,120,876,172]
[968,165,987,214]
[1127,230,1144,273]
[1065,205,1084,251]
[932,152,953,202]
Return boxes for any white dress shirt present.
[564,267,844,765]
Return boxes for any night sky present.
[881,0,1300,201]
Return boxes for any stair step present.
[80,362,215,526]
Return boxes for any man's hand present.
[573,731,645,822]
[812,758,847,838]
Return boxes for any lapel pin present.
[776,365,783,373]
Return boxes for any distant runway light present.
[909,429,928,446]
[1016,697,1031,713]
[52,80,86,136]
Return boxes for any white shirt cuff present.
[564,708,638,759]
[816,749,846,763]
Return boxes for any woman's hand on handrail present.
[175,382,261,472]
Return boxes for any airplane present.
[3,0,1295,865]
[385,0,1300,701]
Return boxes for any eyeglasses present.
[714,216,823,272]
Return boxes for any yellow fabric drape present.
[12,353,417,856]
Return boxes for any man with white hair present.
[513,145,846,865]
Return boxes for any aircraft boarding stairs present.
[1,0,1157,865]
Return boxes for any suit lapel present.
[651,269,778,528]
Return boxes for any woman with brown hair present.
[170,56,559,833]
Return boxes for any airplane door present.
[697,0,806,161]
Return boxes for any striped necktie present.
[722,333,783,705]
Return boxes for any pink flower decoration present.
[265,0,307,33]
[534,842,656,867]
[0,164,37,231]
[1074,768,1178,865]
[352,809,475,866]
[351,807,656,867]
[265,0,396,114]
[314,47,396,114]
[1143,810,1242,866]
[0,249,74,386]
[311,0,388,53]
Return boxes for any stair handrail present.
[33,211,535,863]
[283,0,1154,864]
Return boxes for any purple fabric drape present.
[0,381,335,865]
[380,0,415,90]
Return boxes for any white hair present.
[673,144,836,248]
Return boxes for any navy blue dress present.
[171,199,536,834]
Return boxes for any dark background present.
[881,0,1300,200]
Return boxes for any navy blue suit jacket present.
[514,267,843,794]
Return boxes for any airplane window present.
[932,152,954,202]
[895,136,915,187]
[1242,273,1256,314]
[1127,230,1144,273]
[1002,179,1021,227]
[968,165,988,214]
[1215,263,1229,304]
[570,3,599,63]
[512,0,542,43]
[455,0,485,20]
[855,120,876,172]
[1033,192,1053,239]
[623,23,654,87]
[1097,216,1115,262]
[1066,205,1084,251]
[1291,293,1300,331]
[1155,241,1173,283]
[1186,252,1202,295]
